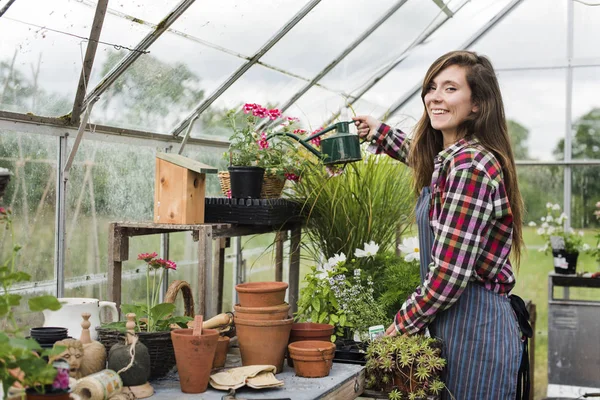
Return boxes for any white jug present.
[43,298,119,340]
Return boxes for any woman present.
[353,50,524,399]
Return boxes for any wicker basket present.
[97,328,175,380]
[218,171,285,199]
[97,280,195,380]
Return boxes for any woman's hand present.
[385,321,398,337]
[352,115,380,141]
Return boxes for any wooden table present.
[107,221,303,317]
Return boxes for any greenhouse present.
[1,0,599,399]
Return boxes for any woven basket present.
[97,328,175,380]
[97,281,195,380]
[218,171,285,199]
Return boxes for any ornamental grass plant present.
[290,152,414,262]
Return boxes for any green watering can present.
[267,121,362,165]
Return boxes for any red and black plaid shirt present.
[371,123,516,334]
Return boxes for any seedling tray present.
[204,197,304,226]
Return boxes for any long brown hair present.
[407,50,524,265]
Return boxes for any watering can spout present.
[266,121,361,165]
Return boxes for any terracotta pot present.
[212,336,230,369]
[235,317,293,373]
[234,303,290,321]
[235,281,288,307]
[171,328,219,393]
[288,340,336,378]
[288,322,334,367]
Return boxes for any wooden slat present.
[156,152,217,174]
[289,225,301,314]
[275,231,284,282]
[321,367,365,399]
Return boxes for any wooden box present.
[154,153,217,224]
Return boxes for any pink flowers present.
[293,129,306,135]
[243,103,281,120]
[310,127,324,147]
[52,364,70,390]
[257,132,269,149]
[284,172,300,182]
[137,252,177,271]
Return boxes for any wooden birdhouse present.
[154,152,217,224]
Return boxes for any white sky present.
[0,0,599,160]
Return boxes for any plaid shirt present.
[371,123,516,335]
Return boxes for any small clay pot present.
[288,340,336,378]
[235,281,288,307]
[235,317,293,373]
[171,328,219,393]
[288,322,334,367]
[234,303,290,320]
[212,336,230,369]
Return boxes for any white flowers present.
[398,236,420,262]
[354,241,380,258]
[528,221,537,227]
[321,252,346,272]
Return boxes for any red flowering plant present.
[102,252,191,333]
[224,103,317,182]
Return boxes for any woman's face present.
[424,64,478,140]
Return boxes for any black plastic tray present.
[204,197,304,226]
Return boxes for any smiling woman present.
[352,50,529,400]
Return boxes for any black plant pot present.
[552,249,578,275]
[29,327,69,348]
[228,166,264,199]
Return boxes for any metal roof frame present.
[382,0,524,120]
[80,0,196,113]
[170,0,323,137]
[258,0,411,131]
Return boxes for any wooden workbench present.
[107,221,302,317]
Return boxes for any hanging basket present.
[218,171,285,199]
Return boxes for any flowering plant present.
[102,252,191,333]
[528,203,590,254]
[397,236,420,263]
[224,103,319,181]
[296,242,388,341]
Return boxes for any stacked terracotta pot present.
[234,281,293,373]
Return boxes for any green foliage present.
[290,152,415,261]
[365,335,445,398]
[375,253,421,320]
[101,303,191,333]
[0,207,66,397]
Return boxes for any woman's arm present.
[393,164,498,334]
[353,116,411,165]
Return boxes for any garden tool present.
[266,121,362,165]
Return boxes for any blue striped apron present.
[415,186,522,400]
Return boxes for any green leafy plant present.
[102,252,191,333]
[365,335,446,399]
[296,243,389,341]
[0,206,66,397]
[224,104,310,181]
[289,151,414,261]
[529,203,590,254]
[374,252,421,320]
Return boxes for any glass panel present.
[93,0,181,26]
[85,11,154,90]
[469,0,566,69]
[286,85,347,129]
[0,132,56,328]
[89,33,245,133]
[190,64,307,140]
[170,0,307,57]
[0,0,98,116]
[574,0,600,62]
[319,0,441,93]
[571,67,600,161]
[571,166,600,230]
[261,0,402,78]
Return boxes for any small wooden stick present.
[193,315,203,336]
